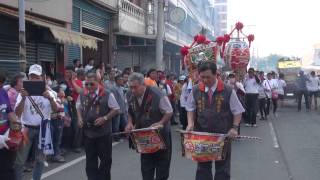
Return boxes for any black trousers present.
[297,90,310,110]
[170,101,177,123]
[266,98,271,115]
[0,149,16,180]
[179,106,188,130]
[196,142,231,180]
[245,94,258,125]
[72,117,83,149]
[140,141,172,180]
[62,103,83,149]
[258,98,267,118]
[271,98,278,114]
[84,134,112,180]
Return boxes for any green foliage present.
[254,54,287,72]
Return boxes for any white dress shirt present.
[244,78,259,94]
[180,83,190,108]
[263,79,278,98]
[307,76,320,92]
[185,81,245,115]
[277,79,286,95]
[76,89,120,110]
[136,88,173,114]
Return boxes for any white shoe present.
[245,123,250,127]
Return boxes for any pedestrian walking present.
[296,71,310,111]
[244,68,260,127]
[307,71,320,110]
[264,73,279,116]
[125,72,173,180]
[76,72,120,180]
[179,75,189,130]
[277,73,286,108]
[185,61,245,180]
[257,72,268,120]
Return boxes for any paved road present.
[25,101,320,180]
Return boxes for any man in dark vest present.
[186,61,245,180]
[76,72,120,180]
[125,72,173,180]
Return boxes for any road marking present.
[40,156,86,179]
[39,141,121,180]
[268,121,279,148]
[269,117,294,180]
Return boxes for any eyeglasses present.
[85,82,95,87]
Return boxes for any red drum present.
[179,131,228,162]
[130,127,166,154]
[224,40,250,70]
[7,122,23,151]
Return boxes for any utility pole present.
[156,0,164,70]
[19,0,27,72]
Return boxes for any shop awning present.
[31,20,103,50]
[0,6,101,49]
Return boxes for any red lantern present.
[180,46,189,56]
[224,40,250,70]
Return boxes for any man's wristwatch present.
[232,124,239,129]
[103,116,108,121]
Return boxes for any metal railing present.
[117,0,194,46]
[95,0,118,8]
[119,0,145,20]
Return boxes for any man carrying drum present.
[76,72,120,180]
[186,61,245,180]
[125,72,173,180]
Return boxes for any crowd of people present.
[0,58,199,180]
[1,57,319,180]
[241,68,286,127]
[240,68,320,128]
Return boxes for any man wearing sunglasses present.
[76,72,120,180]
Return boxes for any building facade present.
[68,0,116,66]
[0,0,113,76]
[213,0,228,37]
[112,0,215,75]
[0,0,215,76]
[313,44,320,66]
[0,0,71,75]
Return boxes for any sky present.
[227,0,320,59]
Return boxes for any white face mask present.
[47,80,53,86]
[161,80,166,84]
[229,78,236,84]
[60,84,67,91]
